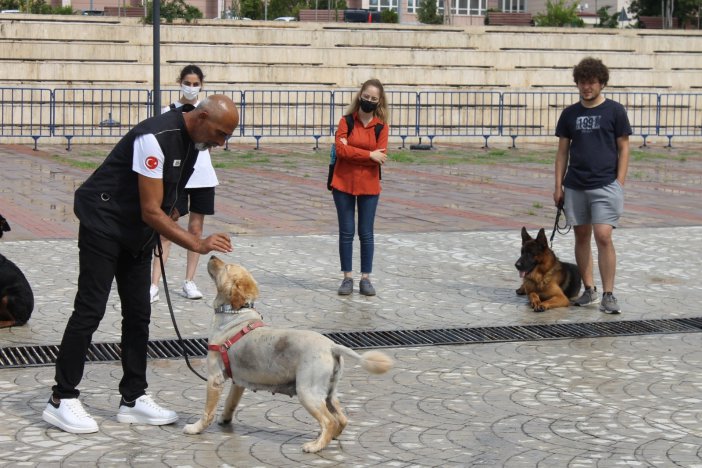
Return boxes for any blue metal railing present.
[2,87,701,149]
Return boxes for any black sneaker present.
[359,278,376,296]
[337,278,353,295]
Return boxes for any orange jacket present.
[331,112,389,196]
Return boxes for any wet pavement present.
[1,140,702,467]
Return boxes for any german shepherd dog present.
[515,227,582,312]
[0,253,34,328]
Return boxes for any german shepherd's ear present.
[521,227,532,244]
[536,228,548,245]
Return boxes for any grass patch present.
[212,151,273,168]
[52,155,100,170]
[630,149,672,162]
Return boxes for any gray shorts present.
[564,180,624,227]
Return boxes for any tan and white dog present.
[183,256,394,453]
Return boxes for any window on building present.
[370,0,399,11]
[411,0,486,16]
[501,0,526,12]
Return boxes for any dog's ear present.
[521,227,532,244]
[536,228,548,245]
[228,268,259,310]
[0,214,9,239]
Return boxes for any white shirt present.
[131,101,218,188]
[132,133,166,178]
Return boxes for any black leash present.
[549,200,571,248]
[155,237,207,381]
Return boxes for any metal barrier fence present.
[53,88,151,150]
[2,87,702,149]
[0,88,53,147]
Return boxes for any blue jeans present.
[332,189,379,274]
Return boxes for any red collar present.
[208,321,266,379]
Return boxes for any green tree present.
[310,0,347,9]
[595,5,619,27]
[380,9,398,22]
[267,0,309,19]
[240,0,262,19]
[533,0,584,26]
[0,0,19,9]
[629,0,699,28]
[145,0,203,23]
[417,0,442,24]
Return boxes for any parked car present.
[343,9,381,23]
[274,16,296,21]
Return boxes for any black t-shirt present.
[555,98,632,190]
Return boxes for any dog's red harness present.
[208,321,266,379]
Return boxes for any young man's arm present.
[554,136,570,207]
[616,135,630,186]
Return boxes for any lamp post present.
[153,0,161,116]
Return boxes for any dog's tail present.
[333,345,394,375]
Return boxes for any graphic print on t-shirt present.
[145,156,159,170]
[576,115,601,133]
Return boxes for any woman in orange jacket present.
[329,79,389,296]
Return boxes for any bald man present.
[43,94,239,434]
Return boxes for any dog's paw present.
[532,304,546,313]
[302,440,325,453]
[218,416,232,426]
[516,287,526,295]
[183,422,203,435]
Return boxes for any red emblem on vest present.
[145,156,159,170]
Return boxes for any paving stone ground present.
[1,140,701,467]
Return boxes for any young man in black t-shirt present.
[554,57,632,314]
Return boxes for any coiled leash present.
[549,200,571,248]
[155,237,207,381]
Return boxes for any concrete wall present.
[1,14,701,91]
[1,13,702,147]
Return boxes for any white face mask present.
[181,84,200,100]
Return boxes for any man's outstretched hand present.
[197,233,233,254]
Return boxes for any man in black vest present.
[43,95,239,434]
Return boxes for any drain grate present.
[2,318,702,369]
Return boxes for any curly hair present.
[573,57,609,86]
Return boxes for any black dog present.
[0,253,34,328]
[0,213,10,238]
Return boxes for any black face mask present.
[359,98,378,113]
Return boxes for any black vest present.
[74,111,198,256]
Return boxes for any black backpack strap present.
[344,114,354,136]
[374,123,384,140]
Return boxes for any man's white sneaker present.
[42,397,99,434]
[150,284,159,303]
[116,394,178,425]
[181,280,203,299]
